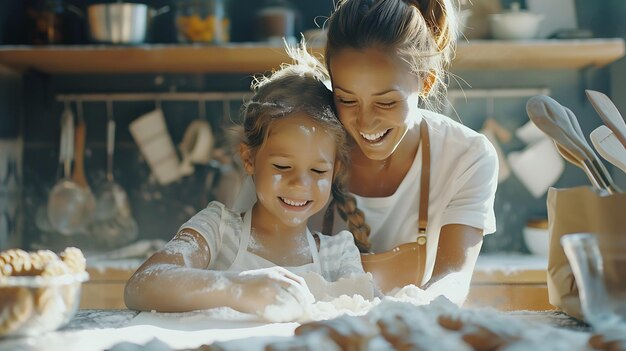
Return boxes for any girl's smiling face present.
[242,113,336,231]
[330,48,423,161]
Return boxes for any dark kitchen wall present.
[20,71,253,251]
[1,1,624,254]
[0,69,23,251]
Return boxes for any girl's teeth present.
[281,198,307,206]
[360,129,388,141]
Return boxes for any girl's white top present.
[233,109,499,285]
[180,201,366,282]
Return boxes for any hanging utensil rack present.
[56,92,252,103]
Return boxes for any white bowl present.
[489,3,543,40]
[523,226,549,257]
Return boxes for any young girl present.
[322,0,499,304]
[124,47,372,321]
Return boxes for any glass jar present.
[175,0,230,44]
[25,0,84,45]
[256,0,298,45]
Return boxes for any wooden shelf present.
[0,39,623,74]
[455,39,625,70]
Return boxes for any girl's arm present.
[124,229,244,312]
[422,224,483,306]
[124,229,307,315]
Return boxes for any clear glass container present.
[256,0,298,45]
[25,0,84,45]
[175,0,230,44]
[0,272,89,337]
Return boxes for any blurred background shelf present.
[455,38,625,70]
[0,38,623,74]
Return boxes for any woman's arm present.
[422,224,483,306]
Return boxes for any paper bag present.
[546,186,626,320]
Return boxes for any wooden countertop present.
[473,253,548,284]
[85,253,549,284]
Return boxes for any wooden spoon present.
[585,90,626,149]
[563,106,620,193]
[555,143,608,195]
[590,125,626,174]
[72,105,96,220]
[526,96,613,195]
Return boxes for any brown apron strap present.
[417,119,430,241]
[414,119,430,285]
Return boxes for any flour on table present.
[118,292,594,351]
[300,271,375,302]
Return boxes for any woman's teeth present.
[280,197,309,207]
[360,129,389,142]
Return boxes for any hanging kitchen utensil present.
[526,95,619,195]
[590,125,626,174]
[129,101,182,185]
[507,137,564,198]
[95,100,133,220]
[92,100,138,249]
[48,102,92,235]
[585,90,626,149]
[179,99,214,177]
[72,101,96,217]
[480,97,511,183]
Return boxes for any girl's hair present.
[325,0,459,110]
[240,44,372,251]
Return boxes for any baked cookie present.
[0,287,34,336]
[0,247,86,337]
[295,315,377,351]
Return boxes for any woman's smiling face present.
[330,48,422,161]
[243,113,336,229]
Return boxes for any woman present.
[320,0,498,304]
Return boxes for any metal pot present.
[87,2,169,44]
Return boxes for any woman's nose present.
[356,107,380,130]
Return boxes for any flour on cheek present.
[317,178,330,193]
[272,174,282,184]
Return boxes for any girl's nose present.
[288,171,311,189]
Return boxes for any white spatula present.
[586,90,626,149]
[590,125,626,174]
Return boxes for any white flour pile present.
[304,283,437,321]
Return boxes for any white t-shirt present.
[233,109,498,284]
[180,201,365,282]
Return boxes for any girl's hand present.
[232,266,314,322]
